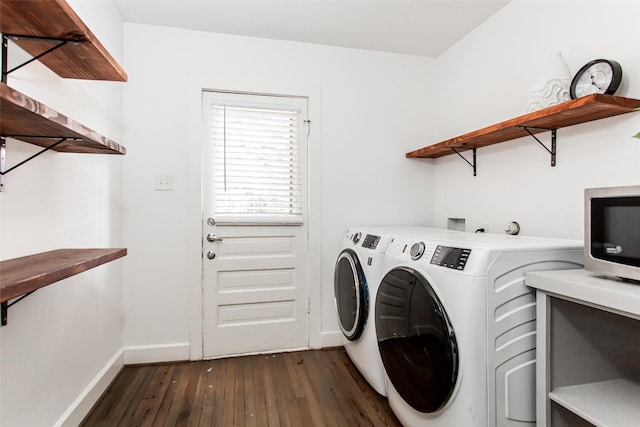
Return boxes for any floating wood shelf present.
[0,82,126,154]
[406,94,640,159]
[0,248,127,325]
[0,248,127,303]
[0,0,127,81]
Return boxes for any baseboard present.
[55,348,124,427]
[320,330,343,348]
[124,342,190,365]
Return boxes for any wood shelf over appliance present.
[0,0,127,81]
[0,248,127,325]
[406,94,640,159]
[0,82,126,154]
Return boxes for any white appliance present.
[375,229,583,426]
[334,227,395,396]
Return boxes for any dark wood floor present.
[81,347,401,427]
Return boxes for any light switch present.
[154,174,175,191]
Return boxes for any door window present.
[203,92,306,225]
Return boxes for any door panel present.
[202,91,309,358]
[203,226,308,358]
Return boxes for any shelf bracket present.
[519,126,557,167]
[0,136,78,192]
[2,33,83,83]
[450,147,476,176]
[1,291,36,326]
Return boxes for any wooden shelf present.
[406,94,640,159]
[0,248,127,304]
[0,0,127,81]
[0,82,126,154]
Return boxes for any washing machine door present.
[334,249,368,341]
[376,266,459,413]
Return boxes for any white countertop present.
[526,269,640,319]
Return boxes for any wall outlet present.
[154,174,175,191]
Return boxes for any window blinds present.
[208,104,303,225]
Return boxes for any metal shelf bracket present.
[1,291,36,326]
[519,126,557,167]
[451,147,477,176]
[0,136,78,192]
[2,33,83,83]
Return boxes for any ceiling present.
[113,0,510,57]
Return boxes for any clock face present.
[570,59,622,99]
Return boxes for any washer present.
[334,227,395,396]
[375,229,583,426]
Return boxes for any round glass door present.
[334,249,368,340]
[375,267,458,413]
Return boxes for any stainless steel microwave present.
[585,185,640,282]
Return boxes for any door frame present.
[185,84,323,360]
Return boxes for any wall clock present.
[570,59,622,99]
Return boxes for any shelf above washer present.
[406,94,640,159]
[0,0,127,81]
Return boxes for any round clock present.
[570,59,622,99]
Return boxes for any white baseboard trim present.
[55,348,124,427]
[124,342,190,365]
[320,330,343,348]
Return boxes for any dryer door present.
[334,249,368,341]
[376,267,459,413]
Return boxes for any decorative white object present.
[527,51,571,112]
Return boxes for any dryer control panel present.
[361,234,380,249]
[431,245,472,270]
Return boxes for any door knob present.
[207,233,223,242]
[207,251,216,260]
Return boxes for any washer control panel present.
[431,245,472,270]
[361,234,380,249]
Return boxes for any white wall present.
[0,1,125,425]
[431,0,640,239]
[121,23,435,360]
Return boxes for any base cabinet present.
[527,269,640,427]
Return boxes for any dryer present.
[334,227,394,396]
[375,229,583,426]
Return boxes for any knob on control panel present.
[410,242,426,260]
[351,232,362,244]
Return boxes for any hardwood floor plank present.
[331,350,400,427]
[248,355,269,426]
[84,364,151,427]
[81,348,400,427]
[222,356,237,426]
[129,364,175,427]
[211,358,228,426]
[242,356,258,427]
[295,395,314,426]
[272,354,303,427]
[185,362,212,425]
[283,351,306,398]
[260,355,283,427]
[112,365,157,426]
[155,363,187,426]
[233,357,246,426]
[290,351,328,427]
[195,361,218,425]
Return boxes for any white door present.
[201,91,310,358]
